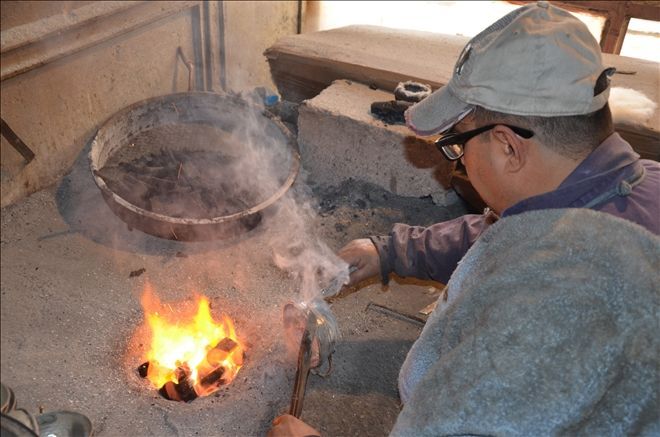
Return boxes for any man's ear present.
[492,125,527,173]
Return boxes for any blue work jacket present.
[371,133,660,284]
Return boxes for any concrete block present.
[298,79,454,198]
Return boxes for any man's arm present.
[370,213,494,284]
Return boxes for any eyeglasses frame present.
[435,124,534,161]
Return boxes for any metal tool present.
[319,265,357,299]
[284,266,356,418]
[1,118,35,164]
[286,304,319,418]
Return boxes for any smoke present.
[270,193,349,302]
[231,90,350,303]
[81,85,349,306]
[609,87,657,126]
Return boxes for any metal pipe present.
[177,46,195,92]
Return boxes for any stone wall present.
[0,1,298,207]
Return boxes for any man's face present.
[453,117,509,213]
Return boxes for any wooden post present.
[508,1,660,54]
[599,3,630,54]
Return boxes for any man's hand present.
[267,414,321,437]
[337,238,380,286]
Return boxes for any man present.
[270,2,659,435]
[339,3,659,289]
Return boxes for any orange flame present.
[140,282,244,397]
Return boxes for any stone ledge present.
[267,25,659,161]
[298,79,456,202]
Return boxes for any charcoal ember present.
[216,338,238,352]
[137,361,149,378]
[158,381,197,402]
[159,381,180,401]
[129,268,146,278]
[235,351,245,367]
[175,379,197,402]
[159,381,197,402]
[174,364,192,381]
[158,364,198,402]
[206,338,238,366]
[200,366,226,387]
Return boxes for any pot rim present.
[89,91,300,226]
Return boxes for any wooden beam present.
[627,1,660,21]
[510,1,660,20]
[599,3,630,54]
[508,1,660,54]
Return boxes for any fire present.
[139,283,244,399]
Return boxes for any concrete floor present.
[1,144,466,436]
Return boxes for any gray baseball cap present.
[405,1,612,136]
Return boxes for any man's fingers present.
[337,239,380,285]
[268,414,321,437]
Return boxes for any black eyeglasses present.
[435,124,534,161]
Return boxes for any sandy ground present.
[1,143,467,436]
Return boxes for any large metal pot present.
[89,91,300,241]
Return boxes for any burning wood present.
[199,366,225,387]
[206,337,239,366]
[137,283,245,402]
[157,364,198,402]
[139,338,240,402]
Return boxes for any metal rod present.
[366,302,426,327]
[320,265,358,298]
[177,46,195,92]
[288,311,318,418]
[0,118,35,164]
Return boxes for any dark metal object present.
[0,383,16,414]
[0,118,35,164]
[370,100,412,124]
[1,413,38,437]
[285,267,355,417]
[36,411,92,437]
[366,302,426,327]
[89,91,300,241]
[283,267,354,372]
[320,265,358,299]
[288,308,318,418]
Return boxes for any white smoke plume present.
[231,90,350,303]
[610,87,657,126]
[269,191,349,303]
